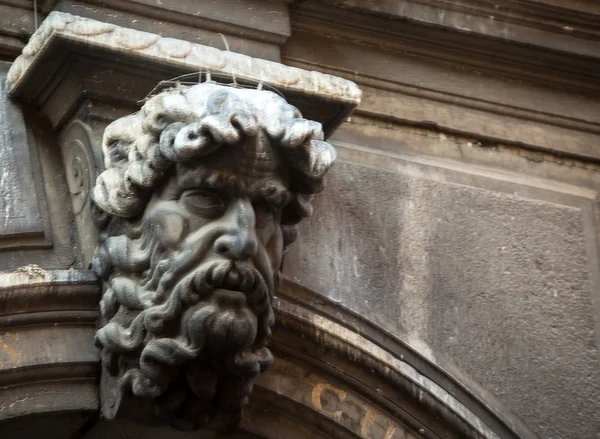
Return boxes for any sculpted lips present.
[191,261,268,312]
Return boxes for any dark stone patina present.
[91,82,336,432]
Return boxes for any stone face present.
[92,82,338,433]
[284,141,600,439]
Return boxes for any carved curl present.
[92,82,336,245]
[91,83,336,432]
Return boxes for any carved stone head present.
[91,83,336,432]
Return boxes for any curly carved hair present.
[91,82,336,246]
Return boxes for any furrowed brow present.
[178,168,240,193]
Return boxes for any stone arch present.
[0,270,539,439]
[239,280,541,439]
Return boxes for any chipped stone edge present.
[6,11,362,106]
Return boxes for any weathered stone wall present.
[285,137,600,439]
[282,2,600,438]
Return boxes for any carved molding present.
[5,11,359,137]
[328,0,600,52]
[290,1,600,94]
[54,0,292,48]
[0,268,100,421]
[6,12,361,106]
[91,81,338,433]
[0,68,52,251]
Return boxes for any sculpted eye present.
[181,189,224,218]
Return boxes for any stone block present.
[284,140,600,439]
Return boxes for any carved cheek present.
[254,209,278,246]
[264,224,284,272]
[274,228,285,270]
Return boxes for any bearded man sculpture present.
[91,82,336,432]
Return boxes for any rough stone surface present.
[0,268,100,427]
[0,61,76,269]
[284,149,600,439]
[51,0,291,61]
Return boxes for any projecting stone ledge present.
[6,11,361,134]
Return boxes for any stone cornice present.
[334,0,600,53]
[44,0,291,61]
[291,1,600,93]
[2,0,293,62]
[6,11,360,136]
[7,11,361,105]
[0,267,99,324]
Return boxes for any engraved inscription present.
[0,332,21,368]
[311,382,420,439]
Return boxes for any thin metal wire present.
[135,29,283,104]
[139,71,283,105]
[216,33,230,52]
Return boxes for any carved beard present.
[95,215,275,431]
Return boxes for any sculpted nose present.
[214,199,258,260]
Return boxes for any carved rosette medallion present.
[60,121,100,263]
[91,82,336,432]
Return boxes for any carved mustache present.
[187,260,269,313]
[97,260,269,352]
